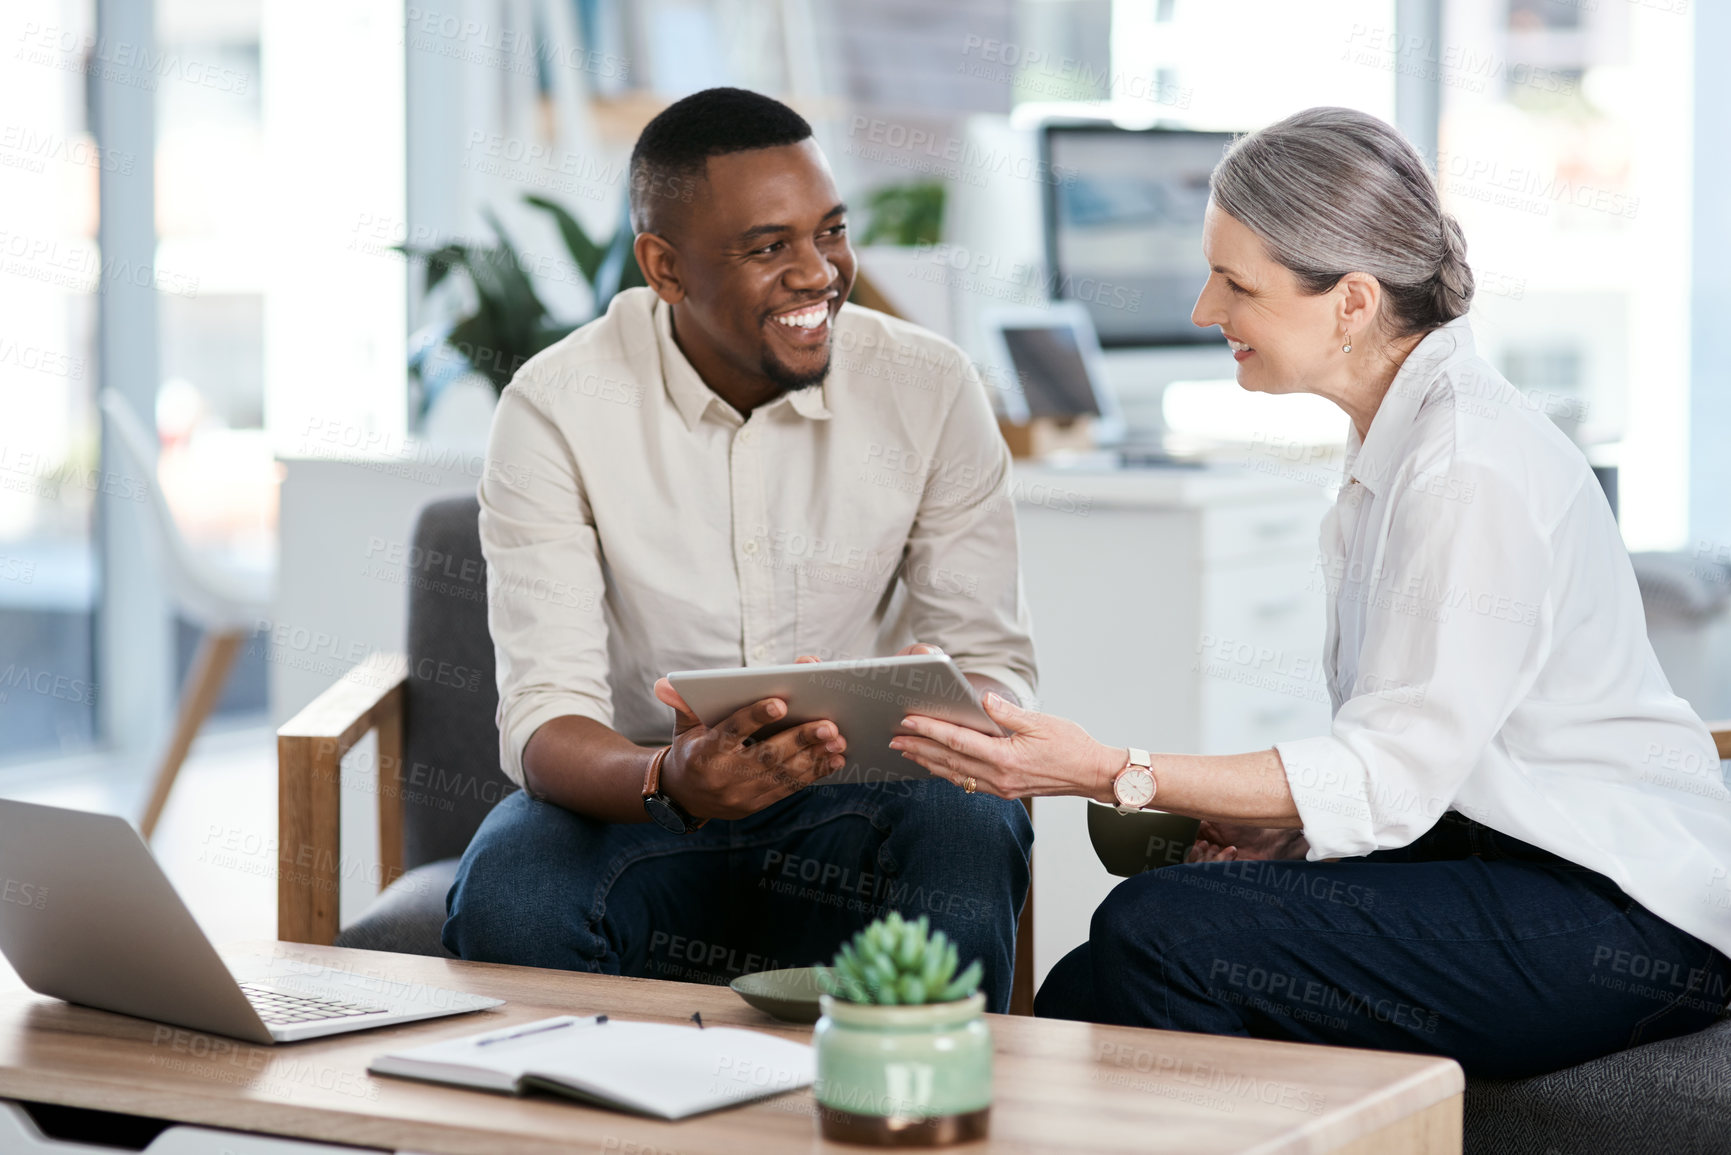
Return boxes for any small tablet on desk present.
[666,654,1004,786]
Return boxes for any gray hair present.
[1209,107,1474,338]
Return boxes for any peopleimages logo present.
[846,117,1079,188]
[0,877,47,911]
[0,665,98,706]
[0,124,133,174]
[1433,150,1637,220]
[401,6,630,81]
[16,22,251,94]
[956,36,1193,109]
[0,230,199,297]
[910,243,1142,313]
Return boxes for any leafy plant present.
[523,193,648,306]
[819,912,982,1005]
[399,195,647,406]
[859,181,946,247]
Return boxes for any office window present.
[1012,0,1113,105]
[0,0,102,761]
[1108,0,1396,128]
[1438,0,1693,549]
[1089,0,1398,448]
[261,0,405,459]
[156,0,272,715]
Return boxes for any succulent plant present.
[819,912,983,1005]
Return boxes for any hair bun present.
[1432,213,1475,322]
[1209,107,1475,336]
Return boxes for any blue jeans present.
[443,778,1033,1012]
[1034,812,1731,1078]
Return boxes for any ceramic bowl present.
[730,966,833,1024]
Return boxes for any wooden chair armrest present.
[1709,722,1731,762]
[276,654,408,945]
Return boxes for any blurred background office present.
[1,0,1726,983]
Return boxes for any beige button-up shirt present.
[479,287,1037,787]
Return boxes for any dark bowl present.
[1086,801,1201,877]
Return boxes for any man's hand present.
[651,678,847,820]
[1185,821,1310,863]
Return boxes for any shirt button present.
[738,428,754,443]
[742,540,759,556]
[753,644,767,660]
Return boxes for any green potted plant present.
[850,180,951,334]
[858,181,946,248]
[813,912,992,1146]
[398,195,646,420]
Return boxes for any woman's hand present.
[890,695,1124,801]
[1185,820,1309,863]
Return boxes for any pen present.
[476,1014,608,1047]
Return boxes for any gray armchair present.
[1464,1021,1731,1154]
[276,495,1038,1012]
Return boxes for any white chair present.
[98,390,274,839]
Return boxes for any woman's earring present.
[1342,338,1353,353]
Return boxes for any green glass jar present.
[812,992,992,1146]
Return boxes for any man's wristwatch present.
[642,745,707,834]
[1112,747,1156,815]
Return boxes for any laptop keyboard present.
[240,982,390,1026]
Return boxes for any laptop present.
[0,799,502,1044]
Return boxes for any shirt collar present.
[653,297,721,430]
[785,381,833,420]
[652,296,833,430]
[1347,315,1474,495]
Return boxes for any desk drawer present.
[1193,559,1331,752]
[1200,558,1324,661]
[1202,500,1326,563]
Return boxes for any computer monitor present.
[980,302,1126,444]
[1041,123,1235,348]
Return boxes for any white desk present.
[1012,463,1334,983]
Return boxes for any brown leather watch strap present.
[642,745,708,830]
[642,745,671,798]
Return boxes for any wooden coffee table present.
[0,942,1462,1153]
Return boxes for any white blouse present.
[1275,316,1731,956]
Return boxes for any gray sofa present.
[1464,1020,1731,1154]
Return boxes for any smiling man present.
[441,88,1038,1011]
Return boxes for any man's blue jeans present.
[1035,812,1731,1078]
[443,778,1033,1012]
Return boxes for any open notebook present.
[368,1014,814,1120]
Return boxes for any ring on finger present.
[963,776,976,794]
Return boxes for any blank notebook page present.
[372,1017,815,1119]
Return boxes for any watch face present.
[644,795,689,834]
[1115,767,1155,810]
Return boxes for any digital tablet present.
[666,655,1005,786]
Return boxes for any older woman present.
[891,107,1731,1078]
